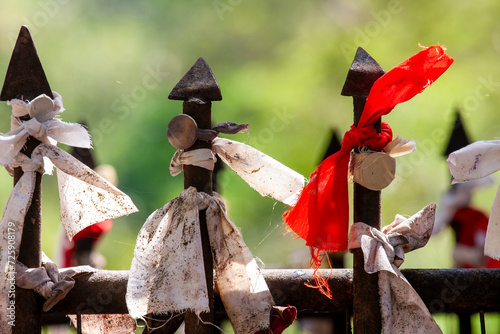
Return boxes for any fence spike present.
[1,25,53,101]
[167,58,221,334]
[343,47,384,334]
[341,47,385,97]
[1,25,52,334]
[168,57,222,102]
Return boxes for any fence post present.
[0,25,53,334]
[168,57,222,334]
[341,47,385,333]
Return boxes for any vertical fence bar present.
[1,25,54,334]
[341,47,385,334]
[169,57,222,334]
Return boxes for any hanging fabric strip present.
[348,204,441,334]
[283,45,453,268]
[0,92,138,332]
[127,187,277,334]
[169,138,306,205]
[447,140,500,259]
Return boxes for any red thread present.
[284,45,454,297]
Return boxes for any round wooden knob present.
[167,114,198,149]
[352,151,396,191]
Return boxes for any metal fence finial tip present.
[341,47,385,97]
[1,25,53,102]
[443,109,470,158]
[168,57,222,102]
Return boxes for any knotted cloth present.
[0,92,138,333]
[283,45,453,294]
[348,203,441,334]
[16,252,96,312]
[170,137,307,205]
[134,135,303,333]
[127,188,275,334]
[447,140,500,259]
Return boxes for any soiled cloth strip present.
[447,141,500,259]
[127,187,274,334]
[68,314,137,334]
[0,92,137,332]
[16,253,96,312]
[0,92,91,167]
[0,163,37,334]
[169,148,216,176]
[348,203,441,334]
[169,138,306,205]
[212,138,306,205]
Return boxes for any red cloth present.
[62,220,113,268]
[283,45,453,296]
[451,207,500,268]
[255,306,297,334]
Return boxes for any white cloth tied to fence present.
[0,92,138,333]
[16,252,96,312]
[348,203,441,334]
[170,137,306,205]
[447,140,500,259]
[127,187,274,334]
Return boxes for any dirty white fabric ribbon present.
[447,140,500,259]
[170,137,306,205]
[68,314,137,334]
[0,92,138,333]
[348,203,441,334]
[350,136,417,191]
[127,187,274,334]
[16,252,96,312]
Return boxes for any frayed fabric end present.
[303,247,334,300]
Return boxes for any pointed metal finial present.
[444,109,471,157]
[341,47,385,97]
[168,57,222,102]
[1,25,53,101]
[321,128,342,162]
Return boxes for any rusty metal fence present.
[3,26,500,334]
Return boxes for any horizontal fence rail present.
[44,268,500,319]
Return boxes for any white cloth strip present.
[212,138,306,205]
[170,148,216,176]
[0,92,138,332]
[127,187,274,334]
[447,140,500,259]
[348,204,441,334]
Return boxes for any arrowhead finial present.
[1,25,53,101]
[444,109,470,157]
[341,47,385,97]
[168,57,222,102]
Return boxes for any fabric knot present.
[15,253,96,312]
[344,122,393,152]
[5,149,45,174]
[24,118,47,139]
[283,45,453,299]
[347,204,441,333]
[170,148,216,176]
[0,91,91,169]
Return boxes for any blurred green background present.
[1,0,500,332]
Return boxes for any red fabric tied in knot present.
[283,45,454,298]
